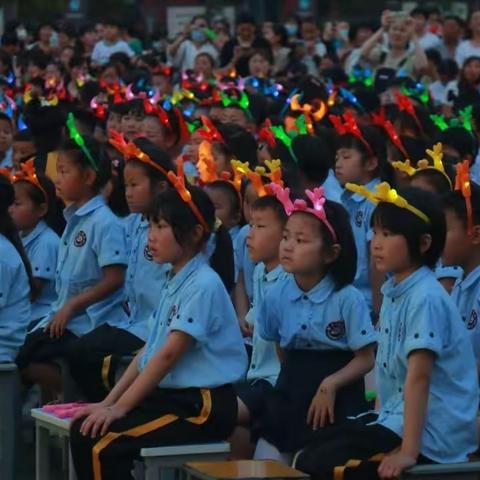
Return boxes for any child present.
[91,19,134,67]
[333,114,390,314]
[70,185,248,480]
[232,195,287,459]
[0,174,31,361]
[443,174,480,361]
[120,99,145,140]
[255,187,376,459]
[67,138,173,401]
[295,185,479,479]
[12,129,37,172]
[16,131,128,400]
[8,160,60,328]
[0,112,13,169]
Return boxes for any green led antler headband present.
[66,113,99,171]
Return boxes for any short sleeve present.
[257,287,281,343]
[91,43,101,64]
[341,288,378,350]
[93,213,128,268]
[403,298,444,357]
[0,263,13,308]
[30,238,58,281]
[169,280,225,343]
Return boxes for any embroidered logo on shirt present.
[355,210,363,227]
[143,244,153,261]
[325,321,346,341]
[73,230,87,247]
[467,310,478,330]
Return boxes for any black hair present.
[292,200,357,289]
[0,112,13,130]
[0,174,34,292]
[410,7,429,19]
[372,187,446,269]
[438,126,479,161]
[335,124,392,182]
[292,134,332,184]
[411,167,454,195]
[205,180,242,224]
[443,182,480,228]
[272,24,288,46]
[58,135,111,190]
[1,31,18,47]
[121,99,145,117]
[151,185,235,291]
[251,195,288,224]
[236,12,256,27]
[125,137,173,186]
[443,15,465,29]
[13,129,33,142]
[216,123,258,166]
[438,58,459,79]
[14,172,64,235]
[0,50,12,71]
[388,136,428,166]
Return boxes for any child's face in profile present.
[205,186,239,230]
[0,119,13,154]
[247,207,284,265]
[55,152,92,203]
[106,112,122,134]
[9,182,45,232]
[142,116,166,149]
[12,140,36,171]
[442,209,472,269]
[243,182,258,224]
[220,107,249,129]
[121,112,145,140]
[147,218,184,266]
[335,147,374,186]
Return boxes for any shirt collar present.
[342,177,380,204]
[64,195,106,222]
[260,263,285,284]
[287,273,336,303]
[165,253,207,296]
[381,266,431,299]
[21,220,48,247]
[458,266,480,291]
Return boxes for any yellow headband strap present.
[346,181,430,224]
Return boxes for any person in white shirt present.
[167,15,218,71]
[435,15,465,61]
[456,11,480,67]
[298,18,327,76]
[411,7,441,51]
[91,20,134,67]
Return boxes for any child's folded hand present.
[45,303,74,339]
[377,451,416,479]
[307,377,337,430]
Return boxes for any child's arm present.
[370,257,384,319]
[307,344,375,430]
[234,271,253,337]
[378,349,434,479]
[77,331,193,438]
[46,265,125,339]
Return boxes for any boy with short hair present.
[0,112,13,169]
[12,129,36,171]
[91,20,134,67]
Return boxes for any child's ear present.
[84,167,97,187]
[38,202,48,218]
[419,233,432,255]
[365,156,379,174]
[471,224,480,245]
[325,244,341,265]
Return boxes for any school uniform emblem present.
[74,230,87,247]
[167,304,177,327]
[467,310,478,330]
[325,321,346,341]
[144,244,153,261]
[355,210,363,227]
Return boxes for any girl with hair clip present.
[254,186,377,462]
[8,160,62,329]
[332,112,392,315]
[67,136,174,402]
[0,173,31,362]
[295,183,478,480]
[70,177,247,480]
[16,117,128,401]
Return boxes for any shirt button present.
[385,328,389,334]
[414,333,419,339]
[302,295,308,300]
[63,241,67,246]
[301,324,307,330]
[383,362,387,368]
[361,330,366,335]
[251,364,256,369]
[391,298,395,303]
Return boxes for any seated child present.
[0,112,13,169]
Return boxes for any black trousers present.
[70,384,237,480]
[295,414,432,480]
[67,324,144,402]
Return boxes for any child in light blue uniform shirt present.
[8,162,61,328]
[255,189,376,459]
[443,183,480,360]
[67,138,173,401]
[70,185,247,480]
[335,122,388,311]
[296,186,479,479]
[0,175,31,362]
[16,134,128,400]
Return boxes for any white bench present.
[402,462,480,479]
[140,442,231,480]
[31,408,76,480]
[0,363,20,480]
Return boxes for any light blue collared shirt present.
[0,233,30,361]
[374,267,478,463]
[139,254,248,388]
[246,263,287,385]
[341,177,380,309]
[323,169,343,203]
[258,273,377,351]
[0,148,13,169]
[234,224,256,302]
[21,220,59,322]
[36,195,128,337]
